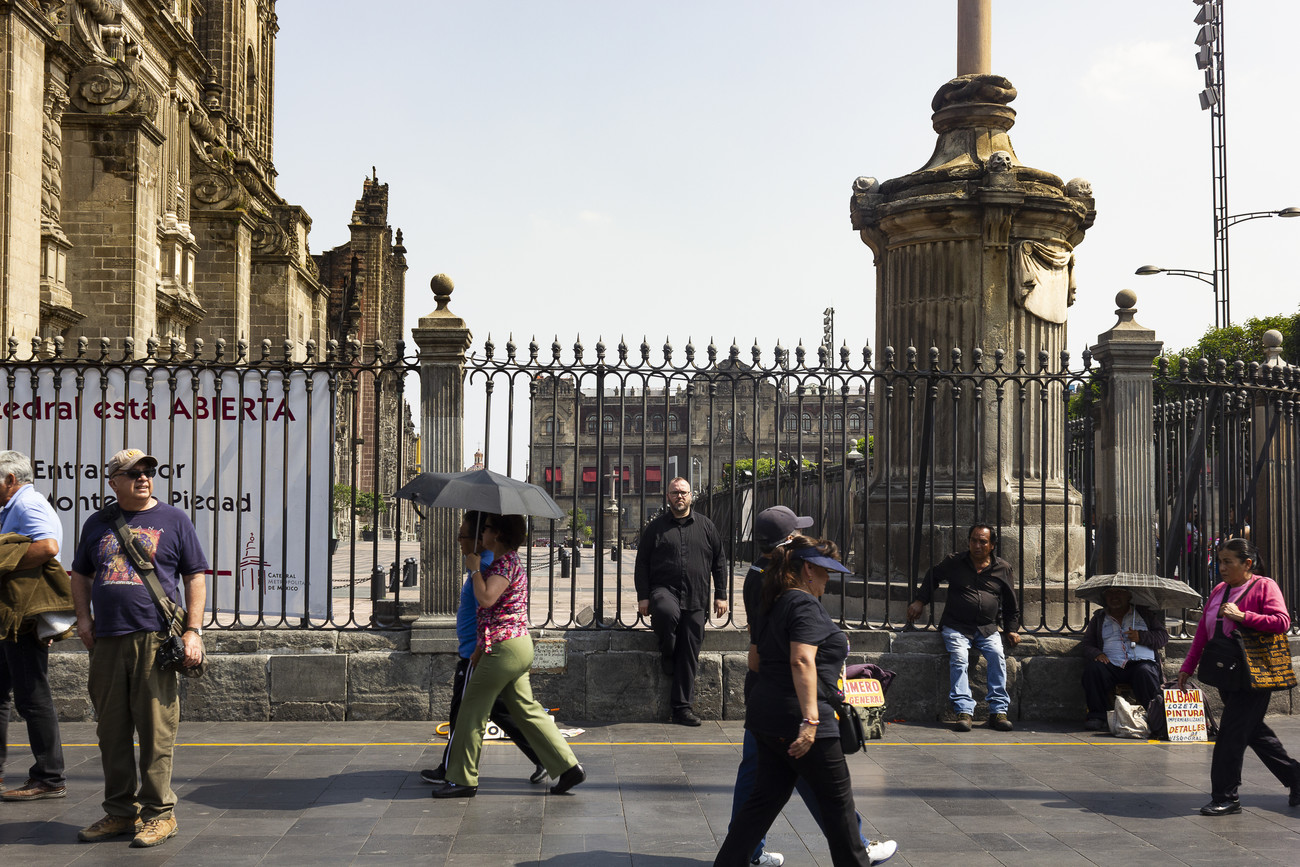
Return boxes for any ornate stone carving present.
[931,73,1017,112]
[69,60,157,120]
[191,168,247,210]
[852,176,879,194]
[1015,241,1076,324]
[251,217,287,255]
[986,151,1012,172]
[1065,177,1093,198]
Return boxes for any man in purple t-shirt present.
[69,449,208,848]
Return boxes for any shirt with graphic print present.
[71,503,209,637]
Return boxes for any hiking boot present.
[2,779,67,800]
[953,713,973,732]
[130,815,178,848]
[989,713,1014,732]
[78,814,143,842]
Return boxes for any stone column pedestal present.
[1090,290,1162,575]
[409,275,471,653]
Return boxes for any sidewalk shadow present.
[539,854,710,866]
[184,768,416,810]
[0,821,81,847]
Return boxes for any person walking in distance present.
[635,477,728,726]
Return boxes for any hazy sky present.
[273,1,1299,367]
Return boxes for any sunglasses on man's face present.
[116,468,156,480]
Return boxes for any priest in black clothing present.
[634,476,727,726]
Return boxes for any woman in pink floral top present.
[432,513,585,799]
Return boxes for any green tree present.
[567,507,592,541]
[1169,309,1300,367]
[333,484,388,528]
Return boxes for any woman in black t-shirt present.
[715,537,894,867]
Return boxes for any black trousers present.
[649,586,707,714]
[1082,659,1162,717]
[1210,687,1300,802]
[0,631,66,787]
[437,655,540,772]
[715,733,869,867]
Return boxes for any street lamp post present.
[1136,208,1298,328]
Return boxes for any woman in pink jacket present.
[1178,538,1300,815]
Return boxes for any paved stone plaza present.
[3,717,1298,866]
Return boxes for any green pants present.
[87,632,180,820]
[447,636,577,787]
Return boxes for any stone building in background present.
[0,1,416,536]
[528,363,871,543]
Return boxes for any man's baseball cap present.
[106,448,158,476]
[755,505,814,549]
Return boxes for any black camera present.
[156,633,188,672]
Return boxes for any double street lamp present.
[1136,207,1300,328]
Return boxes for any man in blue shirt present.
[0,450,68,802]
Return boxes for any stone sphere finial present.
[1115,289,1137,310]
[852,176,879,194]
[431,273,454,311]
[1066,177,1093,198]
[1263,329,1283,349]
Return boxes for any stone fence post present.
[409,275,471,652]
[1090,290,1163,575]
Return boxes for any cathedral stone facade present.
[1,0,325,355]
[1,1,417,537]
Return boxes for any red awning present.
[582,468,597,483]
[621,468,631,481]
[544,467,562,482]
[645,467,661,482]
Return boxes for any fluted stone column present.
[409,274,471,653]
[1090,290,1163,575]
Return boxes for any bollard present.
[388,561,400,593]
[559,548,571,578]
[402,557,418,587]
[371,565,386,602]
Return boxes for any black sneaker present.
[529,762,548,784]
[430,781,477,799]
[420,767,446,784]
[672,710,703,727]
[1199,800,1240,816]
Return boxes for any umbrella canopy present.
[1073,573,1203,611]
[394,468,566,520]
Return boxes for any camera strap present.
[106,505,187,637]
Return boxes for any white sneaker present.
[751,851,785,866]
[867,839,898,865]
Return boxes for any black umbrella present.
[394,468,566,520]
[1073,572,1203,610]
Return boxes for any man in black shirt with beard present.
[635,476,727,726]
[907,524,1021,733]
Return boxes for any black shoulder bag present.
[817,667,865,755]
[1196,579,1255,691]
[106,506,205,678]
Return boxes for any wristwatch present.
[183,626,203,636]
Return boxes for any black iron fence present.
[1,335,417,630]
[1152,355,1300,618]
[12,331,1296,635]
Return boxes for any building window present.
[582,467,597,495]
[603,415,615,434]
[651,414,664,432]
[668,414,679,434]
[585,415,597,434]
[785,414,798,432]
[848,412,862,431]
[630,414,643,433]
[832,413,843,431]
[543,466,563,494]
[801,413,812,432]
[543,416,555,435]
[645,465,662,495]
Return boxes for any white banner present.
[2,366,333,618]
